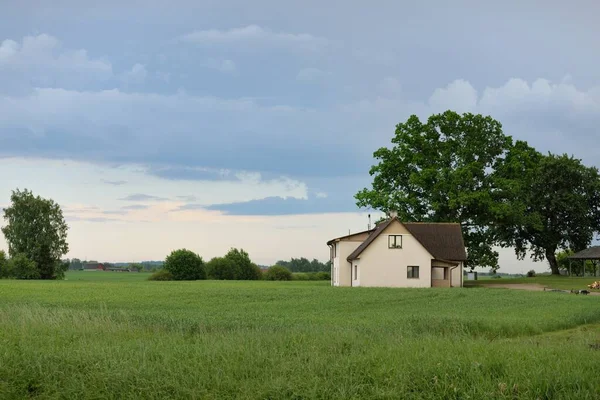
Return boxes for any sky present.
[1,0,599,272]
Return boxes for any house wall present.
[357,220,433,288]
[451,262,463,287]
[332,239,363,287]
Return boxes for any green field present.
[1,274,600,399]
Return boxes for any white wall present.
[357,220,433,288]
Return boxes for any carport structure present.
[567,246,600,277]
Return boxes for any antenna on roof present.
[368,214,371,230]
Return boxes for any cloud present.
[0,34,112,93]
[102,179,127,186]
[119,193,168,202]
[102,210,129,215]
[121,204,149,210]
[296,68,329,82]
[315,192,328,198]
[66,216,122,223]
[201,58,236,73]
[1,78,599,180]
[120,63,147,85]
[205,194,359,216]
[179,25,326,51]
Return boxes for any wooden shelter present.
[567,246,600,276]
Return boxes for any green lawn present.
[1,278,599,399]
[466,275,600,292]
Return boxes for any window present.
[407,266,419,279]
[354,265,358,280]
[388,235,402,249]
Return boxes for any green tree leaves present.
[164,249,206,280]
[356,111,510,270]
[1,189,69,279]
[357,111,600,273]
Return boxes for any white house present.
[327,217,466,288]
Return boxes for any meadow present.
[1,272,599,399]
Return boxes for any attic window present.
[388,235,402,249]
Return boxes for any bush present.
[206,257,236,280]
[526,270,536,278]
[291,272,330,281]
[316,271,331,280]
[164,249,206,281]
[224,248,261,280]
[10,254,40,280]
[264,265,292,281]
[148,270,174,281]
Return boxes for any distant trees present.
[264,265,292,281]
[69,258,82,270]
[276,257,330,273]
[206,257,235,280]
[224,248,262,280]
[129,263,144,272]
[164,249,206,280]
[356,111,600,274]
[1,189,69,279]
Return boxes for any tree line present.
[357,111,600,274]
[275,257,331,273]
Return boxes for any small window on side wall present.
[407,266,419,279]
[388,235,402,249]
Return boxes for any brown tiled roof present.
[346,218,467,261]
[568,246,600,260]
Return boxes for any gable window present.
[407,266,419,279]
[388,235,402,249]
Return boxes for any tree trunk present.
[546,248,560,275]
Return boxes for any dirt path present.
[482,283,600,296]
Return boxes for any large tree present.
[494,151,600,274]
[1,189,69,279]
[356,111,514,270]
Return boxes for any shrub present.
[224,248,261,280]
[526,270,536,278]
[264,265,292,281]
[206,257,236,280]
[316,271,331,280]
[10,254,40,280]
[164,249,206,281]
[148,270,174,281]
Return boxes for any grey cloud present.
[179,25,327,51]
[119,193,168,201]
[172,203,205,211]
[102,210,128,215]
[102,179,127,186]
[121,204,149,210]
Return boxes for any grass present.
[0,274,600,399]
[466,275,600,292]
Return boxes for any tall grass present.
[0,278,599,399]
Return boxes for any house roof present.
[346,218,467,262]
[568,246,600,260]
[326,228,374,245]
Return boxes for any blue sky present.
[1,1,599,271]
